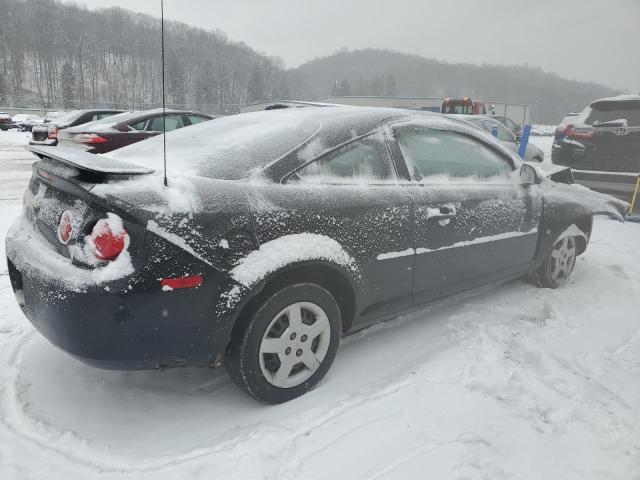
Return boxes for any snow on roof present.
[591,94,640,105]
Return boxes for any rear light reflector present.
[48,127,58,140]
[74,133,109,144]
[37,168,55,180]
[89,215,129,261]
[160,275,204,291]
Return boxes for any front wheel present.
[530,235,577,289]
[226,283,342,403]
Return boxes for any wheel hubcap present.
[258,302,331,389]
[550,236,576,282]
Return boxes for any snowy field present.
[0,130,638,479]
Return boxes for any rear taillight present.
[74,133,109,144]
[48,127,58,140]
[89,215,129,261]
[565,124,595,140]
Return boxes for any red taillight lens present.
[74,133,109,144]
[48,127,58,139]
[565,124,595,140]
[90,216,129,261]
[160,275,204,291]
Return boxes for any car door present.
[386,120,541,306]
[249,130,415,327]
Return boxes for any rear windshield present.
[52,110,84,125]
[109,110,321,180]
[586,101,640,126]
[71,111,140,131]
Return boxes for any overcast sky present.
[64,0,638,92]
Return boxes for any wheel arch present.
[225,260,361,350]
[534,213,593,269]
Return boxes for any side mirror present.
[520,163,542,185]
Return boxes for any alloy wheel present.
[550,236,576,282]
[258,302,331,389]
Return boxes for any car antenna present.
[161,0,168,187]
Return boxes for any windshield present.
[108,110,322,180]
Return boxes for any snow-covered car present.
[30,109,125,146]
[11,113,43,132]
[447,114,545,162]
[5,107,628,403]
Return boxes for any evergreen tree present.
[370,75,384,96]
[247,62,266,103]
[61,62,75,109]
[385,74,397,96]
[337,77,352,96]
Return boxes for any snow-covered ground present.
[0,131,638,479]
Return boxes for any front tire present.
[226,283,342,404]
[530,235,577,288]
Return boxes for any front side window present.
[148,114,185,132]
[296,134,396,183]
[393,126,513,181]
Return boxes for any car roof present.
[591,94,640,107]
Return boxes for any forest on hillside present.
[0,0,289,114]
[288,49,619,123]
[0,1,620,122]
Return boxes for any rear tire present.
[530,235,577,289]
[226,283,341,404]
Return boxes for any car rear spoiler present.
[26,145,154,176]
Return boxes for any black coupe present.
[6,107,628,403]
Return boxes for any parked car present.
[7,107,627,403]
[551,112,580,156]
[30,109,125,146]
[552,95,640,201]
[57,109,215,154]
[0,112,11,131]
[11,114,43,132]
[491,115,522,139]
[448,114,545,162]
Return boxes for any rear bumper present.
[6,217,234,370]
[29,138,57,146]
[568,170,637,202]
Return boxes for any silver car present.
[448,114,544,163]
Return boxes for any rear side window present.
[296,134,396,183]
[129,120,147,131]
[188,115,209,125]
[393,126,513,180]
[585,102,640,126]
[96,112,117,120]
[148,115,185,132]
[491,122,516,142]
